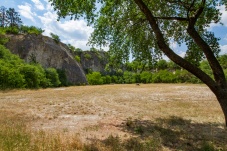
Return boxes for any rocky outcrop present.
[5,34,87,85]
[75,51,109,74]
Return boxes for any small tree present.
[50,32,60,43]
[5,8,22,27]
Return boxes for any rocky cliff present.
[5,34,87,85]
[75,51,109,74]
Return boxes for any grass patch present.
[0,113,84,151]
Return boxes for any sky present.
[1,0,227,56]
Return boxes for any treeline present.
[86,57,227,85]
[0,44,69,89]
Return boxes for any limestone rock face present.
[75,51,109,74]
[5,34,87,85]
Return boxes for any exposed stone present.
[5,34,87,85]
[75,51,109,74]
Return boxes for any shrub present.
[19,25,44,35]
[57,69,69,86]
[0,61,25,89]
[84,53,92,59]
[19,65,42,88]
[102,75,111,84]
[152,70,176,83]
[0,28,9,45]
[45,68,61,87]
[74,55,81,63]
[140,71,152,83]
[5,26,19,34]
[50,32,60,43]
[86,72,103,85]
[123,71,136,84]
[0,45,61,89]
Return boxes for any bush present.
[175,70,200,83]
[19,64,43,88]
[0,28,9,45]
[84,53,92,59]
[0,44,62,89]
[86,72,103,85]
[123,71,136,84]
[140,71,152,83]
[50,32,60,43]
[0,61,25,89]
[152,70,176,83]
[102,75,111,84]
[57,69,69,86]
[19,25,44,35]
[5,27,19,34]
[45,68,61,87]
[74,55,81,63]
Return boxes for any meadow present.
[0,84,226,151]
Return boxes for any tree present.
[0,6,7,27]
[156,59,168,70]
[49,0,227,126]
[5,8,22,27]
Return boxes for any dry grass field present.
[0,84,226,150]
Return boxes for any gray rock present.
[5,34,87,85]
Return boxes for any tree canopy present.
[50,0,227,125]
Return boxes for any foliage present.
[156,59,168,70]
[152,70,176,83]
[123,71,136,84]
[218,55,227,69]
[0,27,8,45]
[5,8,22,27]
[45,68,61,87]
[140,71,152,83]
[74,55,81,63]
[19,25,44,35]
[50,32,60,43]
[0,44,62,89]
[84,53,92,60]
[86,72,103,85]
[57,69,69,86]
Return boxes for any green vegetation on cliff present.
[0,45,61,89]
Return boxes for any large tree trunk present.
[216,90,227,126]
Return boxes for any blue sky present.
[1,0,227,55]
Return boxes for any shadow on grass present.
[117,116,227,151]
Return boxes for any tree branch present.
[134,0,218,93]
[154,16,188,21]
[186,0,226,89]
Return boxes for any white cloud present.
[62,39,91,50]
[57,20,93,40]
[178,51,186,58]
[170,42,178,49]
[18,3,36,22]
[31,0,44,10]
[220,45,227,55]
[43,0,54,11]
[38,11,94,50]
[209,5,227,29]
